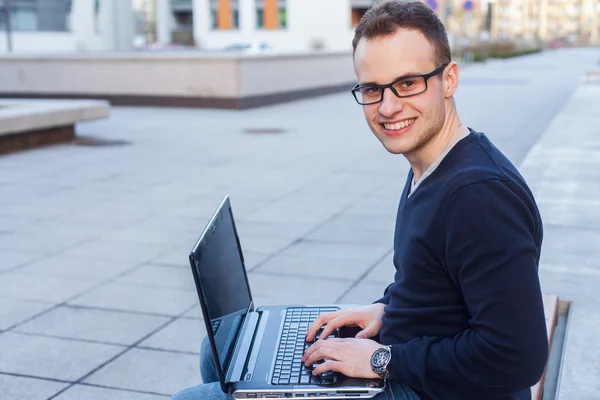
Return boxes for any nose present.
[378,87,404,118]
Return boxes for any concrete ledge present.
[0,99,110,136]
[0,99,110,154]
[584,68,600,84]
[0,82,352,110]
[0,52,356,109]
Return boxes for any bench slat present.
[531,294,559,400]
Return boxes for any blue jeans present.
[171,338,420,400]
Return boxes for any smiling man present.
[171,1,548,400]
[302,1,549,400]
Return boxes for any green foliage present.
[453,42,543,63]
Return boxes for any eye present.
[400,79,416,88]
[362,86,381,94]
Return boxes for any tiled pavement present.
[0,48,599,399]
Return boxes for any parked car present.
[222,41,272,54]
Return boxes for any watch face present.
[372,348,389,368]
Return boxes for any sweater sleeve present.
[386,179,548,399]
[374,283,393,305]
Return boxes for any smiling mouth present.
[383,118,416,131]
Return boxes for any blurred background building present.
[490,0,600,46]
[0,0,599,54]
[0,0,134,52]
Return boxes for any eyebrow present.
[359,71,424,87]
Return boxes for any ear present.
[443,61,460,99]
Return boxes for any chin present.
[380,137,415,155]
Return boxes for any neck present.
[406,111,468,183]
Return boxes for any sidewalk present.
[520,77,600,399]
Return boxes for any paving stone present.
[0,332,124,381]
[0,215,37,232]
[540,225,600,270]
[0,298,54,330]
[537,199,600,230]
[247,272,352,305]
[363,253,396,284]
[337,281,388,305]
[138,318,206,354]
[280,240,390,263]
[180,305,203,320]
[114,264,196,291]
[103,225,199,248]
[83,348,200,396]
[0,231,90,254]
[16,254,143,282]
[64,240,173,264]
[150,246,194,268]
[0,374,68,400]
[52,385,170,400]
[254,252,376,281]
[0,203,68,219]
[303,221,394,246]
[15,306,171,345]
[234,220,318,239]
[68,282,198,316]
[0,272,99,303]
[240,251,272,270]
[0,251,41,272]
[239,235,297,255]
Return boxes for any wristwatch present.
[370,346,392,379]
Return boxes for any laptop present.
[188,196,386,399]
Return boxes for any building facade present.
[147,0,489,52]
[0,0,134,53]
[491,0,600,45]
[150,0,370,52]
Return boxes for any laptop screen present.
[190,197,253,375]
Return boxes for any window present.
[0,0,71,32]
[0,7,38,31]
[256,0,286,29]
[352,7,368,27]
[210,0,239,30]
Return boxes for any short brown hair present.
[352,0,451,67]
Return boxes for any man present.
[172,1,548,399]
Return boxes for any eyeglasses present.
[351,63,449,105]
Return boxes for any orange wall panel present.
[264,0,279,29]
[218,0,232,30]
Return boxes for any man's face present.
[353,28,447,155]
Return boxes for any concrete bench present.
[585,68,600,84]
[0,99,110,155]
[531,294,560,400]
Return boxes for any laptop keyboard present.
[272,307,340,386]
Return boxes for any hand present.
[305,303,386,342]
[302,338,384,379]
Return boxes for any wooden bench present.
[531,294,560,400]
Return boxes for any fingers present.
[303,341,343,367]
[305,311,340,342]
[355,323,377,339]
[311,360,345,376]
[302,338,343,363]
[317,315,348,341]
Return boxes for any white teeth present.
[384,119,415,130]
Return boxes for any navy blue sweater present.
[377,130,548,400]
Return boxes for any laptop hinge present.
[225,310,260,384]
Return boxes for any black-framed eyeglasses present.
[351,63,449,105]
